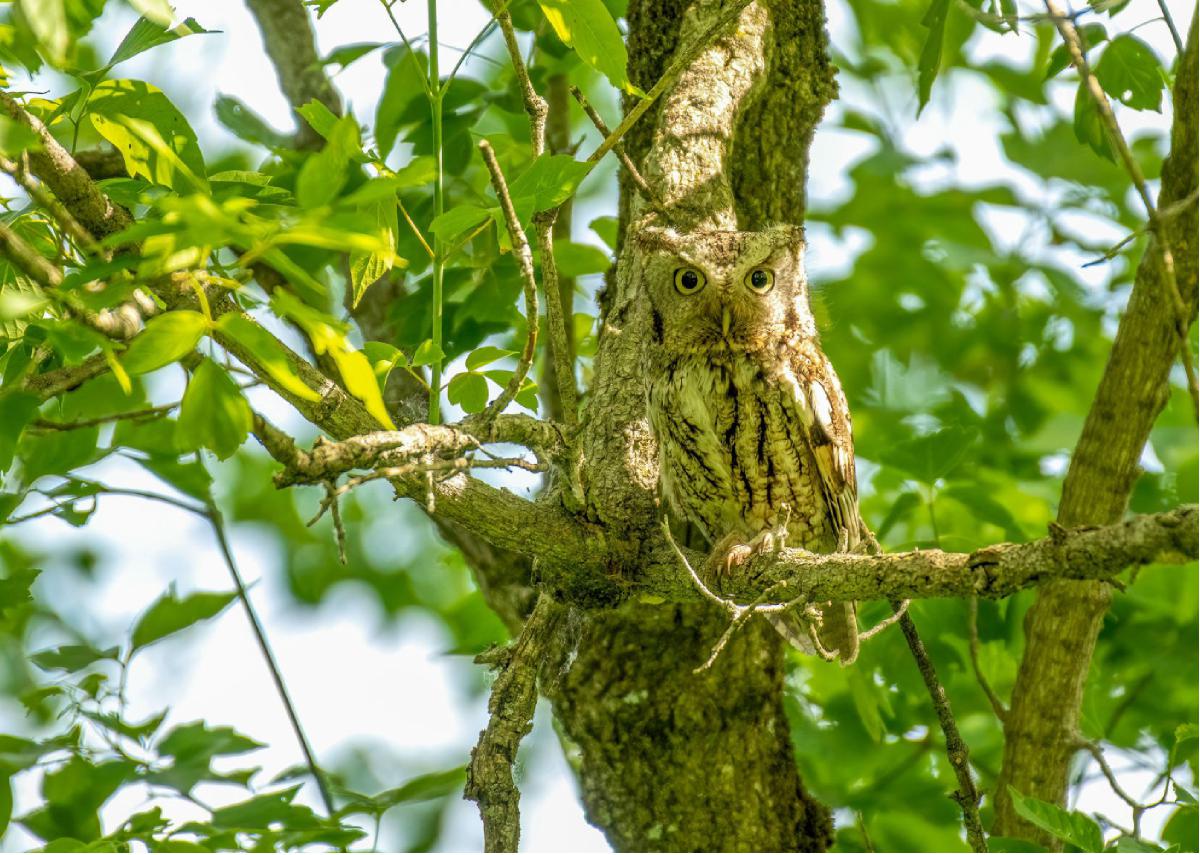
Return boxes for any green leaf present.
[507,155,591,220]
[0,567,39,615]
[363,341,407,392]
[890,426,977,484]
[105,16,210,71]
[986,836,1048,852]
[876,491,921,540]
[131,587,237,652]
[120,311,209,376]
[125,0,174,26]
[297,99,339,141]
[1095,35,1164,112]
[941,484,1026,541]
[371,767,466,810]
[29,644,119,672]
[17,0,67,65]
[158,721,264,762]
[348,196,400,307]
[1163,806,1199,852]
[0,115,42,157]
[20,757,134,842]
[1073,82,1113,160]
[132,456,213,502]
[214,95,292,149]
[411,339,444,367]
[80,709,167,742]
[322,41,385,68]
[429,204,490,242]
[18,424,102,484]
[296,115,362,208]
[374,45,427,160]
[0,392,39,473]
[465,346,515,371]
[214,314,320,402]
[330,346,395,429]
[1006,786,1104,852]
[916,0,951,115]
[553,241,611,276]
[537,0,635,93]
[89,79,208,191]
[447,372,489,414]
[210,786,311,829]
[1170,723,1198,771]
[1044,24,1107,80]
[270,291,396,429]
[177,358,252,459]
[589,215,618,250]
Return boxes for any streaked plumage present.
[640,224,863,663]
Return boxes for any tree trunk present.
[539,1,839,849]
[992,17,1199,845]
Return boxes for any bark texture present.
[539,2,839,850]
[992,18,1199,844]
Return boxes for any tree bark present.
[540,1,839,850]
[992,17,1199,845]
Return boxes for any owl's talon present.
[711,528,784,581]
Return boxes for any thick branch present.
[542,505,1197,609]
[0,93,132,240]
[243,0,343,150]
[465,594,563,851]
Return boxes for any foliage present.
[0,0,1193,851]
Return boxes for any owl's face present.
[638,225,816,355]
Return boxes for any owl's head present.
[637,224,815,355]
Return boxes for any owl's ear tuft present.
[766,223,805,249]
[632,223,682,252]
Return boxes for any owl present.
[640,223,864,664]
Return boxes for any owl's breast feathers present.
[647,338,861,552]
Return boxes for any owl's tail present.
[768,601,859,665]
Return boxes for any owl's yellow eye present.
[673,267,706,295]
[744,268,775,294]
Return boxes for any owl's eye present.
[745,268,775,294]
[673,267,706,295]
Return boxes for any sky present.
[0,0,1192,851]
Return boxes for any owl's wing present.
[789,350,861,551]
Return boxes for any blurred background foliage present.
[0,0,1194,850]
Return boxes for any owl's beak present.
[721,306,732,338]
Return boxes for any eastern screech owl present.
[641,224,864,664]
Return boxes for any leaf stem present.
[205,500,336,817]
[428,0,444,424]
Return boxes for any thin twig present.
[967,597,1009,721]
[396,196,434,259]
[569,85,663,212]
[1155,0,1185,53]
[477,139,538,422]
[1045,0,1198,420]
[894,602,988,853]
[857,599,909,642]
[491,6,577,423]
[491,5,547,157]
[585,0,754,165]
[206,501,336,817]
[446,0,513,84]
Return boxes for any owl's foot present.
[709,524,789,580]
